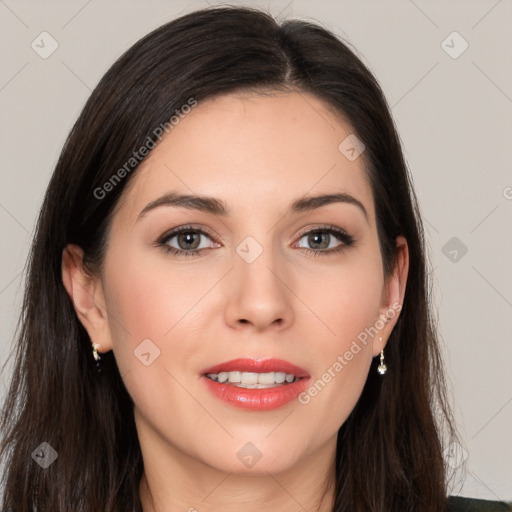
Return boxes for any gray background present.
[0,0,511,501]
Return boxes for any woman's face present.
[75,91,406,477]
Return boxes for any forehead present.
[114,91,374,224]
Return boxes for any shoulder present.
[447,495,512,511]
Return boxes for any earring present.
[377,336,387,375]
[92,342,102,373]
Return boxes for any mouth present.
[204,371,301,388]
[200,358,310,410]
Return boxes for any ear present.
[61,244,113,353]
[372,235,409,357]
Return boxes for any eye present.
[156,225,219,257]
[155,224,355,258]
[293,225,355,257]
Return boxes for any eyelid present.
[157,223,351,245]
[156,224,219,245]
[156,224,355,265]
[292,223,352,241]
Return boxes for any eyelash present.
[155,224,355,258]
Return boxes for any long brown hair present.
[0,6,460,511]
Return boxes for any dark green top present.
[447,496,512,511]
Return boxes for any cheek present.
[105,236,213,330]
[100,250,204,438]
[304,252,384,356]
[101,244,205,375]
[294,252,383,431]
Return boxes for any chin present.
[197,440,304,476]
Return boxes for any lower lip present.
[201,375,310,411]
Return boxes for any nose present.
[223,241,294,332]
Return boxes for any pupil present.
[179,232,200,250]
[310,233,328,249]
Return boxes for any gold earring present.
[377,336,387,375]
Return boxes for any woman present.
[0,6,509,512]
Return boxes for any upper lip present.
[201,358,310,378]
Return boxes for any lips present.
[200,358,311,411]
[201,358,310,378]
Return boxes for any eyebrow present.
[137,191,369,223]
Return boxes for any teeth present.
[275,372,286,384]
[227,371,241,383]
[205,371,299,386]
[241,372,258,385]
[257,372,275,384]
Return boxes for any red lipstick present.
[201,358,310,377]
[200,358,311,411]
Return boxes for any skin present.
[62,90,408,512]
